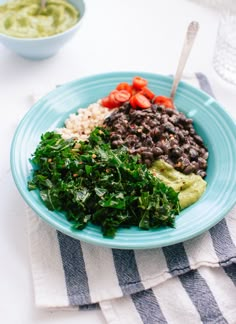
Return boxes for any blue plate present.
[10,72,236,249]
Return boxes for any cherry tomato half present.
[114,90,131,103]
[101,96,114,109]
[133,93,151,109]
[140,87,155,100]
[109,90,121,108]
[129,96,137,108]
[154,96,174,109]
[116,82,133,95]
[132,76,148,90]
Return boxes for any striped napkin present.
[27,73,236,324]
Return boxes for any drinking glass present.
[213,11,236,85]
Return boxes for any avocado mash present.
[0,0,80,38]
[150,160,207,209]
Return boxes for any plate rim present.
[10,71,236,249]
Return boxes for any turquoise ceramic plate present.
[11,72,236,249]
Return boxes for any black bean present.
[178,113,187,123]
[184,118,193,125]
[123,102,130,110]
[144,136,153,146]
[161,115,169,124]
[181,153,188,159]
[169,137,178,147]
[169,147,183,158]
[199,147,206,153]
[189,148,199,160]
[130,110,142,118]
[126,134,138,144]
[178,157,190,167]
[159,125,165,133]
[111,140,122,148]
[186,125,194,133]
[151,104,158,113]
[182,143,190,151]
[110,133,122,140]
[165,108,175,116]
[177,132,186,143]
[113,125,126,134]
[135,142,142,149]
[152,147,163,157]
[192,161,199,169]
[197,170,207,178]
[169,115,179,125]
[184,164,195,174]
[149,120,158,128]
[164,122,175,134]
[194,135,204,145]
[141,151,154,160]
[198,157,207,169]
[163,158,173,166]
[142,123,151,133]
[159,142,169,154]
[156,106,164,113]
[202,152,209,159]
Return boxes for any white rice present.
[56,100,112,141]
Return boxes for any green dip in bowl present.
[0,0,80,38]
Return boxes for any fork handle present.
[170,21,200,100]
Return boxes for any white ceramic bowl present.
[0,0,86,60]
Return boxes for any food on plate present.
[0,0,79,38]
[150,160,206,209]
[28,128,180,237]
[104,102,208,178]
[56,102,109,141]
[28,76,208,237]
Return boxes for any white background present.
[0,0,236,323]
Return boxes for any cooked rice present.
[56,100,111,141]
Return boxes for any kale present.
[28,127,180,237]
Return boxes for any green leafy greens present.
[28,127,180,237]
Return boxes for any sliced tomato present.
[154,96,174,109]
[101,96,114,109]
[133,93,151,109]
[140,87,155,100]
[132,76,148,90]
[116,82,133,95]
[131,86,138,96]
[108,90,121,108]
[129,96,137,108]
[114,90,131,103]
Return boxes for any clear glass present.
[213,12,236,85]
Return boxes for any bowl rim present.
[0,0,86,41]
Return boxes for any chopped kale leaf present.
[28,127,180,237]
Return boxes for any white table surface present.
[1,0,236,323]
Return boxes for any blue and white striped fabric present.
[27,74,236,324]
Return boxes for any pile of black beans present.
[104,102,208,178]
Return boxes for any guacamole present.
[150,160,207,209]
[0,0,80,38]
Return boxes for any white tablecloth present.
[1,1,236,323]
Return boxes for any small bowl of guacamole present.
[0,0,86,59]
